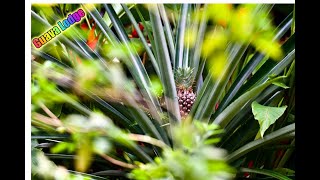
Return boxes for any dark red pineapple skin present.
[177,89,196,117]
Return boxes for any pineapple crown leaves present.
[174,67,195,89]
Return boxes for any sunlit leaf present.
[252,101,287,138]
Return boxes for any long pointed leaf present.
[32,48,70,68]
[214,14,293,119]
[227,123,295,162]
[234,34,295,99]
[225,89,284,153]
[277,138,295,168]
[193,43,247,122]
[182,8,191,69]
[32,135,70,139]
[240,168,293,180]
[45,153,107,163]
[174,4,189,69]
[72,37,108,66]
[67,170,108,180]
[195,56,207,91]
[112,142,154,163]
[190,71,210,115]
[134,5,156,58]
[82,4,120,45]
[121,4,160,76]
[187,4,200,68]
[191,4,208,82]
[92,170,126,177]
[149,4,181,123]
[36,61,145,133]
[127,104,169,146]
[32,10,103,62]
[88,94,143,133]
[212,76,287,127]
[158,4,175,64]
[37,6,110,64]
[220,85,281,147]
[104,4,131,43]
[274,15,293,41]
[104,4,163,118]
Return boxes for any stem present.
[98,153,137,169]
[38,102,59,122]
[128,134,169,149]
[32,113,62,127]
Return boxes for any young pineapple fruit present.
[174,67,196,118]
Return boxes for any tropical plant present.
[31,3,295,180]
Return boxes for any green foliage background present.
[31,3,295,180]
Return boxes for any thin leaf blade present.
[240,168,293,180]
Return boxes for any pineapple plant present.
[174,67,196,117]
[31,3,295,180]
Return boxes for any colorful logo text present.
[32,8,85,49]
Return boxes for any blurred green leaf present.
[51,142,76,154]
[253,36,283,60]
[207,4,232,27]
[93,137,111,155]
[31,17,47,37]
[150,76,163,97]
[201,28,228,57]
[75,135,93,172]
[32,139,39,149]
[130,147,234,180]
